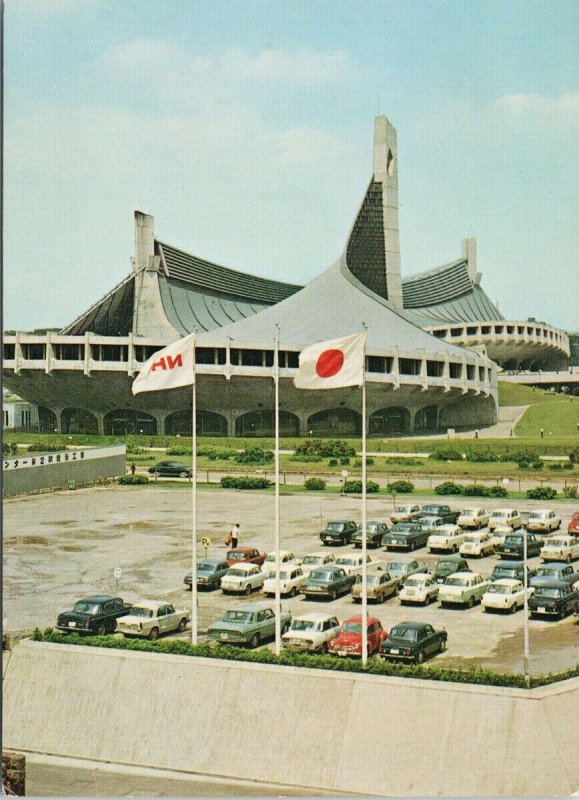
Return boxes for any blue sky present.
[4,0,578,332]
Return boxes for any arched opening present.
[414,405,438,433]
[165,409,228,437]
[38,407,57,434]
[307,408,362,437]
[235,410,299,438]
[61,408,99,435]
[369,407,410,436]
[103,409,157,436]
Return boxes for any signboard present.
[3,445,125,471]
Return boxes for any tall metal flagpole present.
[274,325,282,654]
[361,324,368,666]
[523,527,529,682]
[191,333,198,645]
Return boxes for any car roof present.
[529,508,553,514]
[199,559,228,566]
[227,562,260,571]
[449,571,480,579]
[265,549,294,557]
[302,551,332,558]
[393,621,431,631]
[534,580,573,588]
[228,547,257,554]
[292,613,336,623]
[231,602,276,612]
[130,600,169,611]
[491,508,517,513]
[342,615,381,625]
[491,578,522,587]
[78,595,117,603]
[437,554,467,562]
[544,534,573,542]
[493,560,522,568]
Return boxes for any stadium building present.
[3,117,569,437]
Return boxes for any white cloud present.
[489,92,579,126]
[219,48,355,84]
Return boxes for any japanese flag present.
[132,332,196,395]
[294,332,366,390]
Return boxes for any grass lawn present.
[515,396,579,438]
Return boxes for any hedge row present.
[31,629,578,689]
[435,482,509,498]
[220,476,271,489]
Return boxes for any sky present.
[4,0,578,333]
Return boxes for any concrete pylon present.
[373,116,403,309]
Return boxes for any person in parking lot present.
[230,523,240,548]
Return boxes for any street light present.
[523,528,530,684]
[340,469,349,495]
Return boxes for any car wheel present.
[244,584,252,596]
[353,597,361,604]
[566,554,572,564]
[319,642,328,654]
[510,602,517,614]
[178,618,187,632]
[249,633,260,649]
[289,586,297,597]
[329,589,337,602]
[96,624,106,636]
[179,471,189,478]
[439,639,446,652]
[400,599,406,606]
[148,627,160,641]
[467,596,474,609]
[416,651,425,665]
[215,579,222,590]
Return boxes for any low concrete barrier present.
[3,640,578,796]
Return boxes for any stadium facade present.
[3,117,569,437]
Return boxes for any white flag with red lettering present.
[294,332,366,390]
[131,332,196,395]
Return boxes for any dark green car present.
[303,566,355,601]
[379,621,447,663]
[497,532,544,560]
[383,522,429,551]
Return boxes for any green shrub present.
[117,474,149,485]
[488,485,509,498]
[383,457,423,467]
[344,480,379,494]
[340,457,350,466]
[26,442,62,452]
[294,439,355,458]
[386,480,414,493]
[289,453,323,463]
[234,447,273,465]
[354,457,374,467]
[526,486,557,500]
[548,462,573,471]
[220,476,271,489]
[328,458,338,467]
[431,448,463,461]
[434,481,463,495]
[462,484,492,497]
[563,485,577,498]
[167,445,192,455]
[304,477,326,491]
[467,451,500,463]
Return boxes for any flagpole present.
[361,324,368,666]
[191,334,198,645]
[274,325,281,654]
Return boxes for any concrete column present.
[14,332,21,374]
[408,409,416,434]
[373,116,403,309]
[94,412,105,436]
[462,237,478,283]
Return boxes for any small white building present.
[3,393,39,430]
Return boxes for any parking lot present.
[3,485,578,675]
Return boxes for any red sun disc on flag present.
[316,349,344,378]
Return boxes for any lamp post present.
[523,527,530,684]
[340,469,349,495]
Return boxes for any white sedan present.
[489,509,522,531]
[482,579,529,613]
[399,573,439,606]
[390,504,421,524]
[540,536,579,563]
[116,600,190,640]
[261,550,300,573]
[526,509,561,533]
[427,524,467,553]
[334,553,374,576]
[459,531,496,558]
[221,563,266,595]
[281,613,341,653]
[263,565,307,597]
[457,508,489,529]
[299,552,336,574]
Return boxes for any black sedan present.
[148,460,192,478]
[302,566,355,601]
[379,621,447,664]
[528,581,578,619]
[56,595,132,635]
[185,559,230,590]
[351,522,389,549]
[497,532,544,560]
[383,522,429,551]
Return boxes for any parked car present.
[540,535,579,563]
[378,621,447,664]
[489,525,514,549]
[385,558,429,584]
[207,602,291,647]
[531,563,578,589]
[399,573,439,606]
[281,613,340,653]
[491,560,535,583]
[439,572,490,608]
[567,511,579,536]
[390,504,421,524]
[263,565,306,597]
[56,595,132,635]
[220,562,266,595]
[457,508,489,529]
[327,615,387,657]
[433,555,471,584]
[299,552,336,574]
[185,559,230,590]
[482,579,529,614]
[419,504,460,525]
[497,532,544,560]
[302,566,356,600]
[116,600,189,639]
[351,522,389,549]
[260,550,300,573]
[413,515,445,535]
[225,547,266,567]
[383,522,429,551]
[489,509,522,531]
[147,460,192,478]
[528,581,578,619]
[334,553,374,576]
[526,509,561,533]
[459,531,495,558]
[427,524,467,554]
[319,520,357,546]
[351,568,399,603]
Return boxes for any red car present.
[567,512,579,536]
[225,547,266,567]
[327,615,388,657]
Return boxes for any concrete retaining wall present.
[3,641,578,796]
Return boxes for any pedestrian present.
[540,428,544,439]
[130,462,136,475]
[230,523,240,548]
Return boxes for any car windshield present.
[437,562,458,571]
[309,570,332,581]
[404,576,425,586]
[392,525,412,532]
[227,568,248,577]
[336,558,356,566]
[536,567,559,577]
[366,524,378,532]
[491,511,509,518]
[445,576,470,586]
[494,569,517,579]
[505,536,523,544]
[197,563,214,572]
[395,506,411,513]
[302,556,322,565]
[387,562,405,571]
[341,622,363,634]
[464,535,480,543]
[72,602,100,614]
[227,552,247,560]
[461,510,477,515]
[355,574,380,584]
[390,627,418,641]
[130,607,154,618]
[267,571,290,580]
[326,523,345,531]
[487,585,510,594]
[223,611,253,623]
[547,539,566,548]
[291,620,315,631]
[534,588,562,599]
